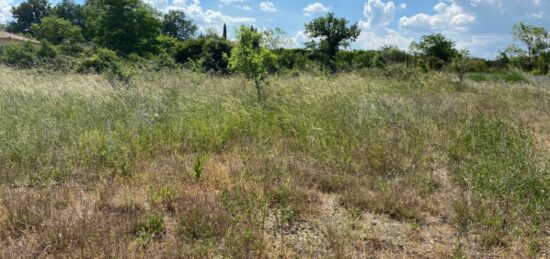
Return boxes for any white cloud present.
[356,22,413,50]
[292,30,309,47]
[399,2,475,32]
[303,2,331,15]
[171,0,255,33]
[363,0,396,28]
[238,5,252,11]
[219,0,246,6]
[355,1,412,51]
[0,0,12,24]
[259,1,276,12]
[528,11,544,19]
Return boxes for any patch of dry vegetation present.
[0,66,548,257]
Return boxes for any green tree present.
[304,12,360,72]
[411,33,457,69]
[162,10,197,41]
[229,26,277,103]
[512,22,549,59]
[32,16,83,45]
[222,23,227,39]
[453,49,470,83]
[7,0,50,33]
[51,0,85,27]
[89,0,162,55]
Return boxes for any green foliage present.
[229,26,277,102]
[411,33,457,68]
[50,0,85,27]
[77,47,119,73]
[452,49,470,83]
[467,70,526,83]
[7,0,50,33]
[304,12,360,72]
[449,116,549,247]
[200,35,232,72]
[175,35,232,72]
[0,42,39,67]
[161,10,197,41]
[379,45,408,65]
[135,214,165,245]
[512,22,550,59]
[31,16,83,45]
[88,0,162,55]
[192,154,205,180]
[77,48,133,81]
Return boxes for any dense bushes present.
[174,35,232,73]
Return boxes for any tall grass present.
[0,66,548,257]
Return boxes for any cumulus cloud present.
[399,1,475,32]
[171,0,255,34]
[219,0,246,6]
[0,0,12,24]
[238,5,252,11]
[303,2,331,16]
[259,1,276,12]
[363,0,396,28]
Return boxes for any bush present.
[77,48,120,73]
[175,35,232,73]
[0,42,39,68]
[77,48,133,82]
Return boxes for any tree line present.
[0,0,548,77]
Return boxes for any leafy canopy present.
[87,0,162,55]
[512,22,550,58]
[411,33,457,63]
[304,12,360,72]
[50,0,85,27]
[7,0,50,33]
[32,16,83,45]
[162,10,197,41]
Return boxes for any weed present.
[135,214,165,245]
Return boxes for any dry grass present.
[0,66,548,258]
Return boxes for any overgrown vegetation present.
[0,66,548,257]
[0,0,549,257]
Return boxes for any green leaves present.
[304,12,360,72]
[229,26,277,102]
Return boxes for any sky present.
[1,0,549,58]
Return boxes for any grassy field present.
[0,66,548,258]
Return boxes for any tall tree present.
[32,16,83,45]
[411,33,457,63]
[512,22,549,59]
[89,0,162,55]
[7,0,50,33]
[222,23,227,39]
[304,12,360,72]
[161,10,197,40]
[51,0,85,27]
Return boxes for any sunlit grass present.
[0,66,548,257]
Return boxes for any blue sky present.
[1,0,549,58]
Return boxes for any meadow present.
[0,66,548,258]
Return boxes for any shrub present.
[0,42,39,68]
[77,48,120,73]
[175,35,232,73]
[77,48,132,81]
